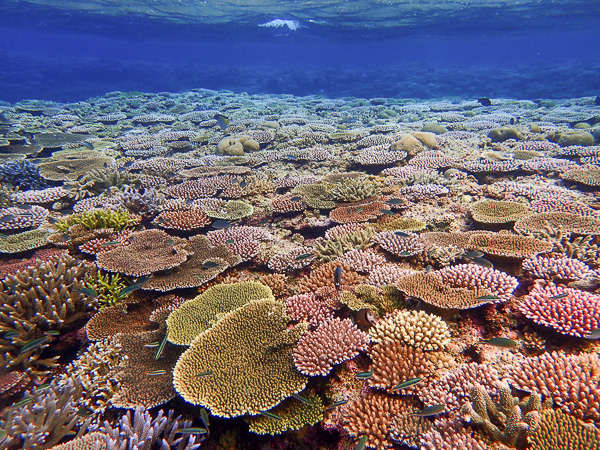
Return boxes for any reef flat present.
[0,90,599,449]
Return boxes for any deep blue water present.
[0,1,599,103]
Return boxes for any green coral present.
[172,299,308,418]
[329,178,381,202]
[462,380,547,448]
[246,393,324,435]
[291,183,336,209]
[55,209,137,232]
[166,281,275,345]
[314,225,376,261]
[205,200,254,220]
[0,229,53,254]
[85,272,128,308]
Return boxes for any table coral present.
[172,299,308,417]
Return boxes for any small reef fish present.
[356,371,373,379]
[292,393,310,404]
[176,427,208,435]
[213,113,229,130]
[394,231,410,237]
[44,330,60,336]
[470,257,494,268]
[409,404,445,417]
[212,220,231,229]
[355,435,368,450]
[325,400,348,410]
[76,288,98,298]
[479,337,518,349]
[146,370,167,376]
[585,329,600,340]
[477,97,492,106]
[259,410,282,420]
[397,251,412,257]
[295,253,314,260]
[462,251,485,259]
[144,342,160,349]
[101,240,121,246]
[0,215,15,221]
[548,293,569,299]
[378,209,395,215]
[290,196,302,202]
[81,141,94,150]
[12,397,33,408]
[118,276,151,298]
[202,261,221,269]
[20,336,49,353]
[392,377,422,391]
[200,407,210,429]
[386,198,404,205]
[155,334,169,360]
[196,371,213,378]
[475,295,502,301]
[334,266,342,290]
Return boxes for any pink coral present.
[285,292,335,328]
[374,231,425,257]
[522,254,595,281]
[517,281,600,338]
[506,351,600,422]
[336,249,387,273]
[366,263,414,288]
[436,264,518,299]
[293,318,369,376]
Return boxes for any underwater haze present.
[2,1,600,450]
[0,0,599,101]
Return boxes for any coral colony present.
[0,92,599,449]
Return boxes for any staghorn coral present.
[517,281,600,338]
[293,317,369,376]
[314,225,376,261]
[506,351,600,422]
[528,409,600,450]
[166,281,274,345]
[420,418,489,450]
[56,337,123,415]
[142,235,241,291]
[366,263,414,288]
[329,178,381,202]
[65,169,133,201]
[394,271,495,309]
[116,186,165,219]
[55,209,138,233]
[389,410,433,449]
[0,254,96,373]
[94,406,202,450]
[461,381,544,448]
[470,199,532,224]
[49,432,107,450]
[368,340,453,395]
[0,379,93,449]
[12,186,68,204]
[96,229,189,277]
[172,299,308,418]
[245,393,324,435]
[368,309,451,351]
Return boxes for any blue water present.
[0,1,599,102]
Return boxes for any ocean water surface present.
[0,1,599,449]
